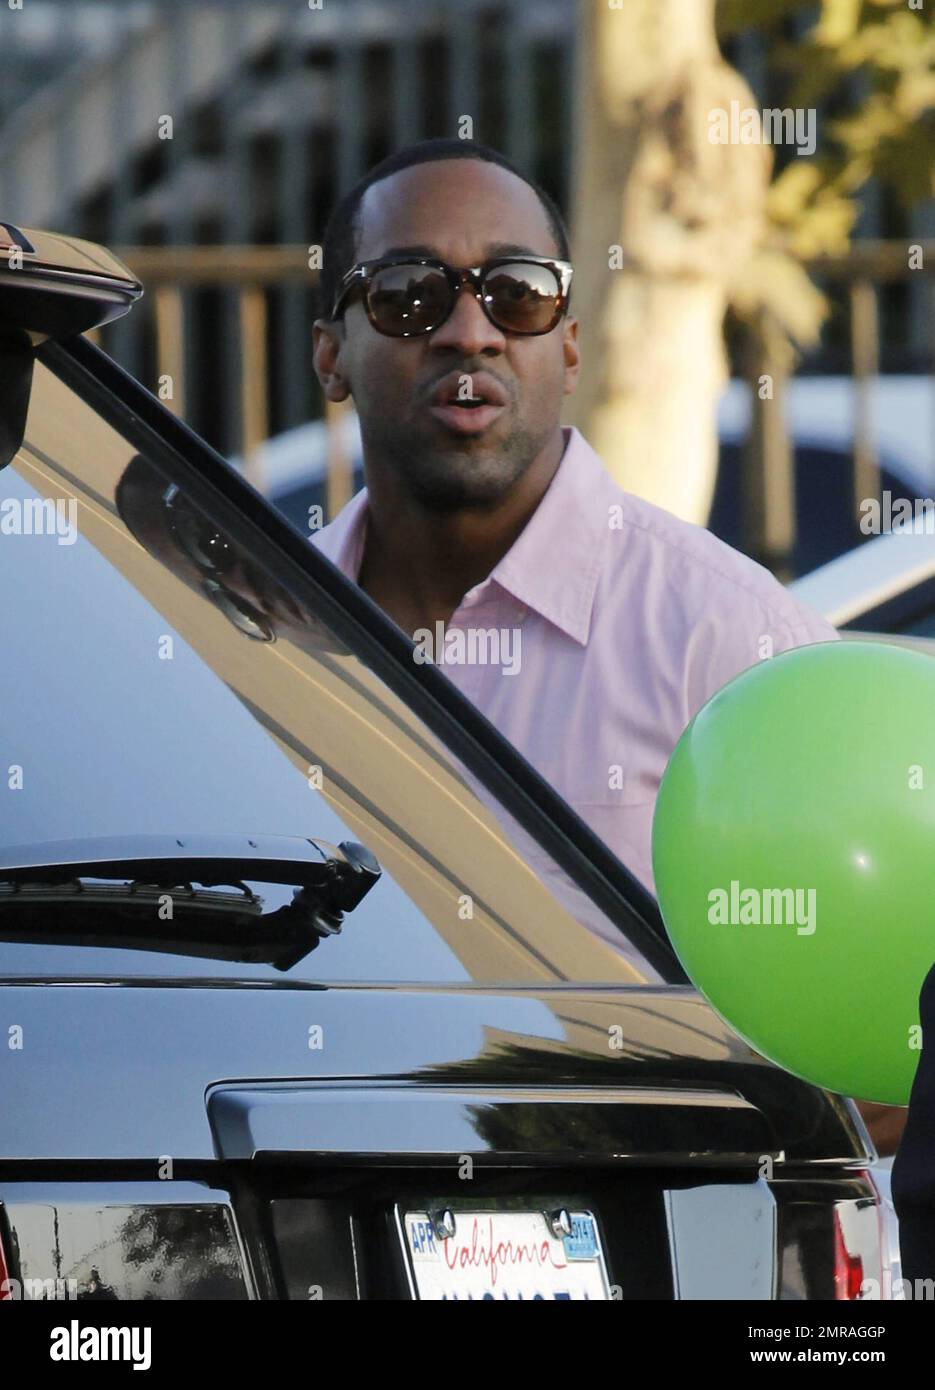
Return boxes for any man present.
[309,136,908,1159]
[311,137,837,896]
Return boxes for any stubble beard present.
[366,415,550,514]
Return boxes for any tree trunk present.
[568,0,771,524]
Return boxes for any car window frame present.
[34,333,685,983]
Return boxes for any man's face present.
[314,159,579,512]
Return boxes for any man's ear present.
[562,314,580,396]
[312,319,351,403]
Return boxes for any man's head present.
[313,139,579,513]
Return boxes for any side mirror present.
[0,221,142,342]
[0,221,142,468]
[0,331,33,471]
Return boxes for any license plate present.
[401,1209,612,1300]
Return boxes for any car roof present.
[789,519,935,626]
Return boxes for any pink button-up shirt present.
[311,425,837,904]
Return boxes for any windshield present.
[0,346,669,986]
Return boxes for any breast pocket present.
[558,790,658,896]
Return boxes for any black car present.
[0,224,882,1302]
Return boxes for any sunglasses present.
[331,254,574,337]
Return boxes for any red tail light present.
[834,1207,866,1300]
[0,1224,12,1300]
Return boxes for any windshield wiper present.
[0,833,381,970]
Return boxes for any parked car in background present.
[715,376,935,579]
[790,519,935,646]
[717,375,934,504]
[0,223,885,1301]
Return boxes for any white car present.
[790,517,935,650]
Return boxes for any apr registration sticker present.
[563,1213,600,1261]
[401,1209,612,1300]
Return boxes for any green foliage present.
[717,0,934,254]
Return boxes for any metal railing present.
[104,245,359,519]
[9,0,576,464]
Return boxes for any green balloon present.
[652,640,935,1105]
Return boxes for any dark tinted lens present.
[483,262,563,333]
[367,263,452,335]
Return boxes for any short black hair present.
[317,137,571,321]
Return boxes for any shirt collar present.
[312,484,370,582]
[486,426,611,645]
[312,426,613,647]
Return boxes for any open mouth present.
[428,374,508,435]
[428,398,505,435]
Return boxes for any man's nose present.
[429,283,506,354]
